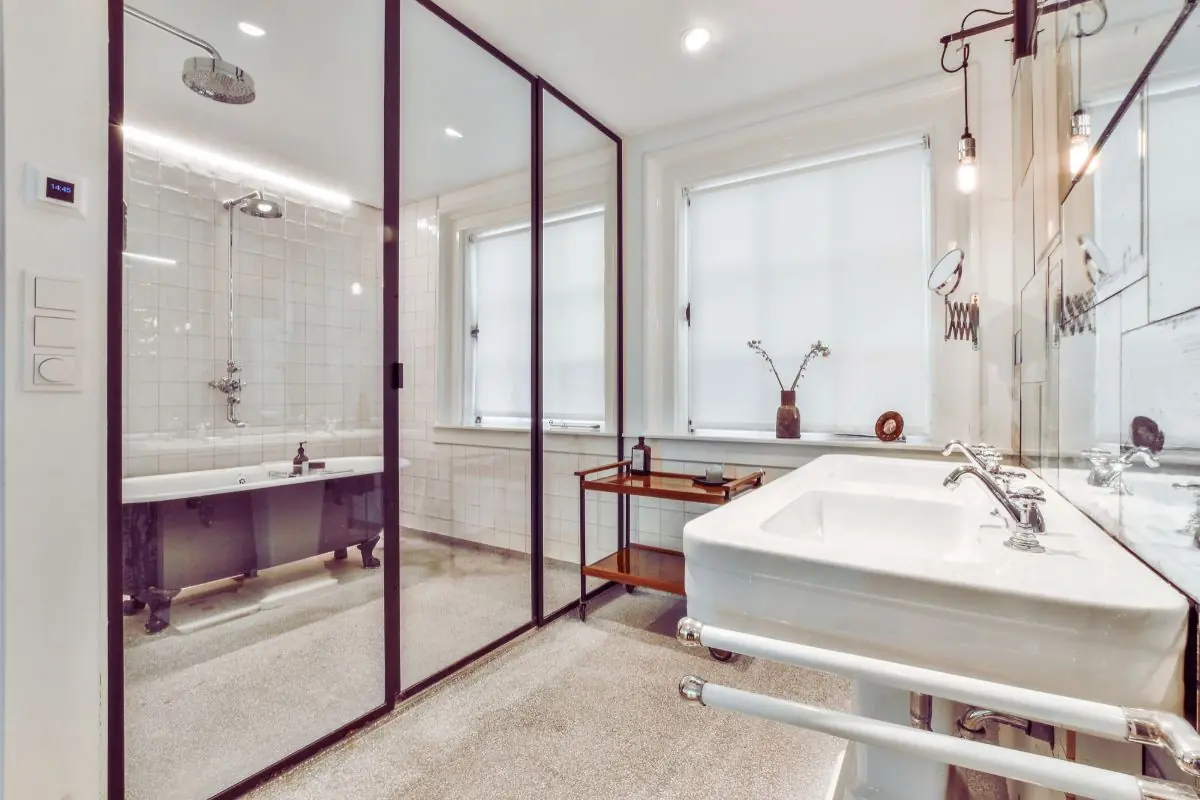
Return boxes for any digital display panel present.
[45,178,76,204]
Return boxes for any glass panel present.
[398,0,533,690]
[540,88,620,618]
[121,2,386,797]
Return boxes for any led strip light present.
[121,124,355,209]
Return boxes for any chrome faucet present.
[209,361,247,428]
[944,464,1045,553]
[1175,483,1200,548]
[1084,446,1159,494]
[943,440,1026,486]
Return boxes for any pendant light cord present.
[940,7,1009,134]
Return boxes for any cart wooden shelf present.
[574,460,764,659]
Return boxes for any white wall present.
[2,0,108,798]
[624,46,1017,455]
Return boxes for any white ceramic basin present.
[684,454,1188,712]
[762,488,988,565]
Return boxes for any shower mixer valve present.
[209,361,244,395]
[210,361,247,427]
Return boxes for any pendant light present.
[956,43,979,194]
[1069,12,1096,176]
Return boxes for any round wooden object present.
[875,411,905,442]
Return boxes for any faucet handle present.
[1083,448,1114,465]
[1009,486,1045,503]
[1022,501,1046,534]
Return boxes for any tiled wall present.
[398,201,624,562]
[122,140,383,477]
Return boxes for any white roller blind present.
[468,209,606,425]
[685,143,932,436]
[471,227,531,422]
[544,210,606,422]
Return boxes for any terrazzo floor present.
[124,532,1007,800]
[123,530,571,800]
[245,590,854,800]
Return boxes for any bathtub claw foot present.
[143,588,179,635]
[122,597,146,616]
[358,537,381,569]
[333,548,349,561]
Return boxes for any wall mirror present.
[1049,0,1200,598]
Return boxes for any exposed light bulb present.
[350,282,363,296]
[1069,109,1096,176]
[238,21,266,37]
[682,28,712,54]
[957,132,979,194]
[957,160,979,194]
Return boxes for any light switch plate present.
[24,272,82,392]
[33,316,78,349]
[34,277,81,312]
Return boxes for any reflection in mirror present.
[539,86,620,619]
[398,0,533,692]
[1052,1,1200,600]
[927,248,964,295]
[122,1,386,798]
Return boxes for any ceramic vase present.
[776,390,800,439]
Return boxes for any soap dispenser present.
[293,441,310,475]
[631,436,652,476]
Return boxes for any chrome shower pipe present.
[123,5,222,59]
[222,190,263,211]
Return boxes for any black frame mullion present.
[531,81,545,623]
[534,80,625,626]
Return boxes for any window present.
[683,140,932,437]
[465,207,606,428]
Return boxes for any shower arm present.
[123,5,223,60]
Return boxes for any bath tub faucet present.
[1084,446,1159,494]
[944,464,1045,553]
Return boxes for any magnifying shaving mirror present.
[928,248,964,296]
[929,248,979,350]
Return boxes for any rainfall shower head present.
[182,57,256,105]
[125,5,257,105]
[223,191,284,219]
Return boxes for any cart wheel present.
[709,648,735,663]
[625,584,636,594]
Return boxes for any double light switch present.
[26,274,81,391]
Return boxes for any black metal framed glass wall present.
[107,0,621,796]
[108,1,400,798]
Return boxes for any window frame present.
[462,204,608,429]
[677,135,937,439]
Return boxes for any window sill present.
[656,430,939,451]
[430,424,617,456]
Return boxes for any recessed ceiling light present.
[682,27,712,54]
[351,282,364,296]
[444,127,464,139]
[238,21,266,37]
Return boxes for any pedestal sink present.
[683,454,1187,800]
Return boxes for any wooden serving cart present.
[574,459,765,660]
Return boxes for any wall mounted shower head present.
[242,198,283,219]
[125,5,256,105]
[182,57,256,105]
[222,190,283,219]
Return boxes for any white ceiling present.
[127,1,1175,207]
[125,0,387,204]
[426,0,987,134]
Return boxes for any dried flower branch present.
[746,340,785,390]
[747,340,832,391]
[788,341,832,390]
